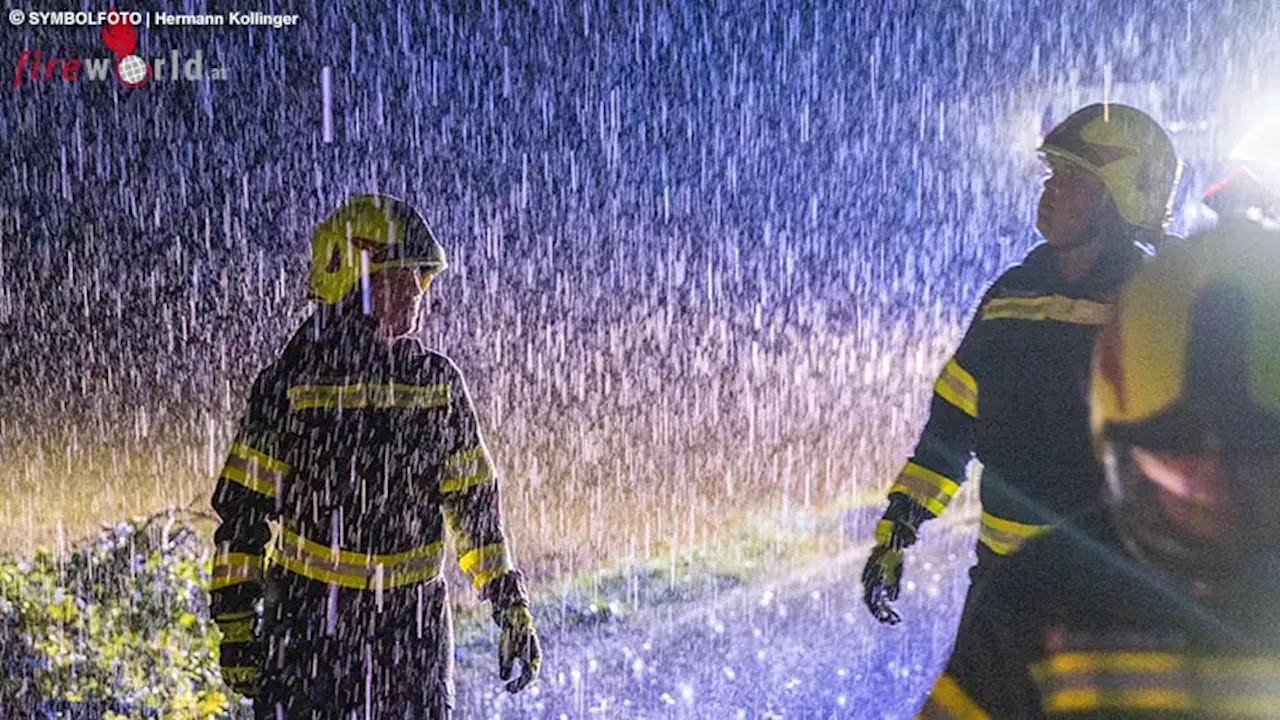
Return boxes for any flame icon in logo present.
[102,9,149,88]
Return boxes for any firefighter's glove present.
[484,570,542,693]
[215,614,262,698]
[862,544,906,625]
[497,604,542,693]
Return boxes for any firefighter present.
[917,226,1280,718]
[862,103,1181,625]
[208,194,541,719]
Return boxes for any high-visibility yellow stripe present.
[888,462,960,516]
[933,359,978,418]
[445,445,487,470]
[917,672,991,720]
[229,442,290,476]
[287,382,451,410]
[270,527,444,590]
[875,519,895,546]
[221,666,258,682]
[1036,652,1280,716]
[1045,688,1190,713]
[977,512,1050,556]
[981,295,1110,326]
[216,617,255,644]
[210,552,265,590]
[1043,651,1184,676]
[441,464,496,494]
[219,464,278,498]
[214,610,255,623]
[458,543,513,590]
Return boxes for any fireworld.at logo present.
[11,14,225,89]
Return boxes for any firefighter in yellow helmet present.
[208,194,541,718]
[862,104,1180,624]
[917,226,1280,718]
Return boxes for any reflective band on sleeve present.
[888,462,961,516]
[875,519,895,546]
[211,552,265,590]
[269,526,444,590]
[216,617,255,644]
[441,444,497,494]
[458,543,513,591]
[221,665,259,682]
[1032,652,1280,715]
[934,359,978,418]
[288,383,451,411]
[977,512,1051,556]
[980,295,1110,326]
[220,442,289,498]
[917,672,992,719]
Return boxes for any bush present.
[0,511,238,719]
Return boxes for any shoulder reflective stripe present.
[287,383,451,410]
[917,672,992,719]
[980,295,1110,325]
[977,512,1050,555]
[210,552,265,590]
[270,527,444,590]
[888,462,960,516]
[458,543,513,590]
[934,359,978,418]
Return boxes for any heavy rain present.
[1,1,1278,718]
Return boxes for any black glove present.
[861,496,928,625]
[484,570,542,693]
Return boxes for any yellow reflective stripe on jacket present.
[888,462,960,516]
[1033,652,1280,716]
[220,442,289,498]
[441,444,497,494]
[270,526,444,590]
[977,512,1051,556]
[934,359,978,418]
[458,543,513,591]
[210,551,265,590]
[215,617,255,644]
[917,672,991,719]
[980,295,1110,326]
[287,382,452,411]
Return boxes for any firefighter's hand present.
[221,664,261,699]
[862,545,905,625]
[497,604,542,693]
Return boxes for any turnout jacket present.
[208,301,519,683]
[919,511,1280,718]
[880,239,1147,555]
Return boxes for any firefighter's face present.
[1037,157,1113,247]
[369,267,429,337]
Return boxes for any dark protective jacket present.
[208,299,523,714]
[918,511,1280,718]
[878,239,1147,556]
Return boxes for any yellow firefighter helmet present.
[309,194,447,305]
[1091,226,1280,585]
[1041,103,1180,234]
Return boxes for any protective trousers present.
[254,569,454,720]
